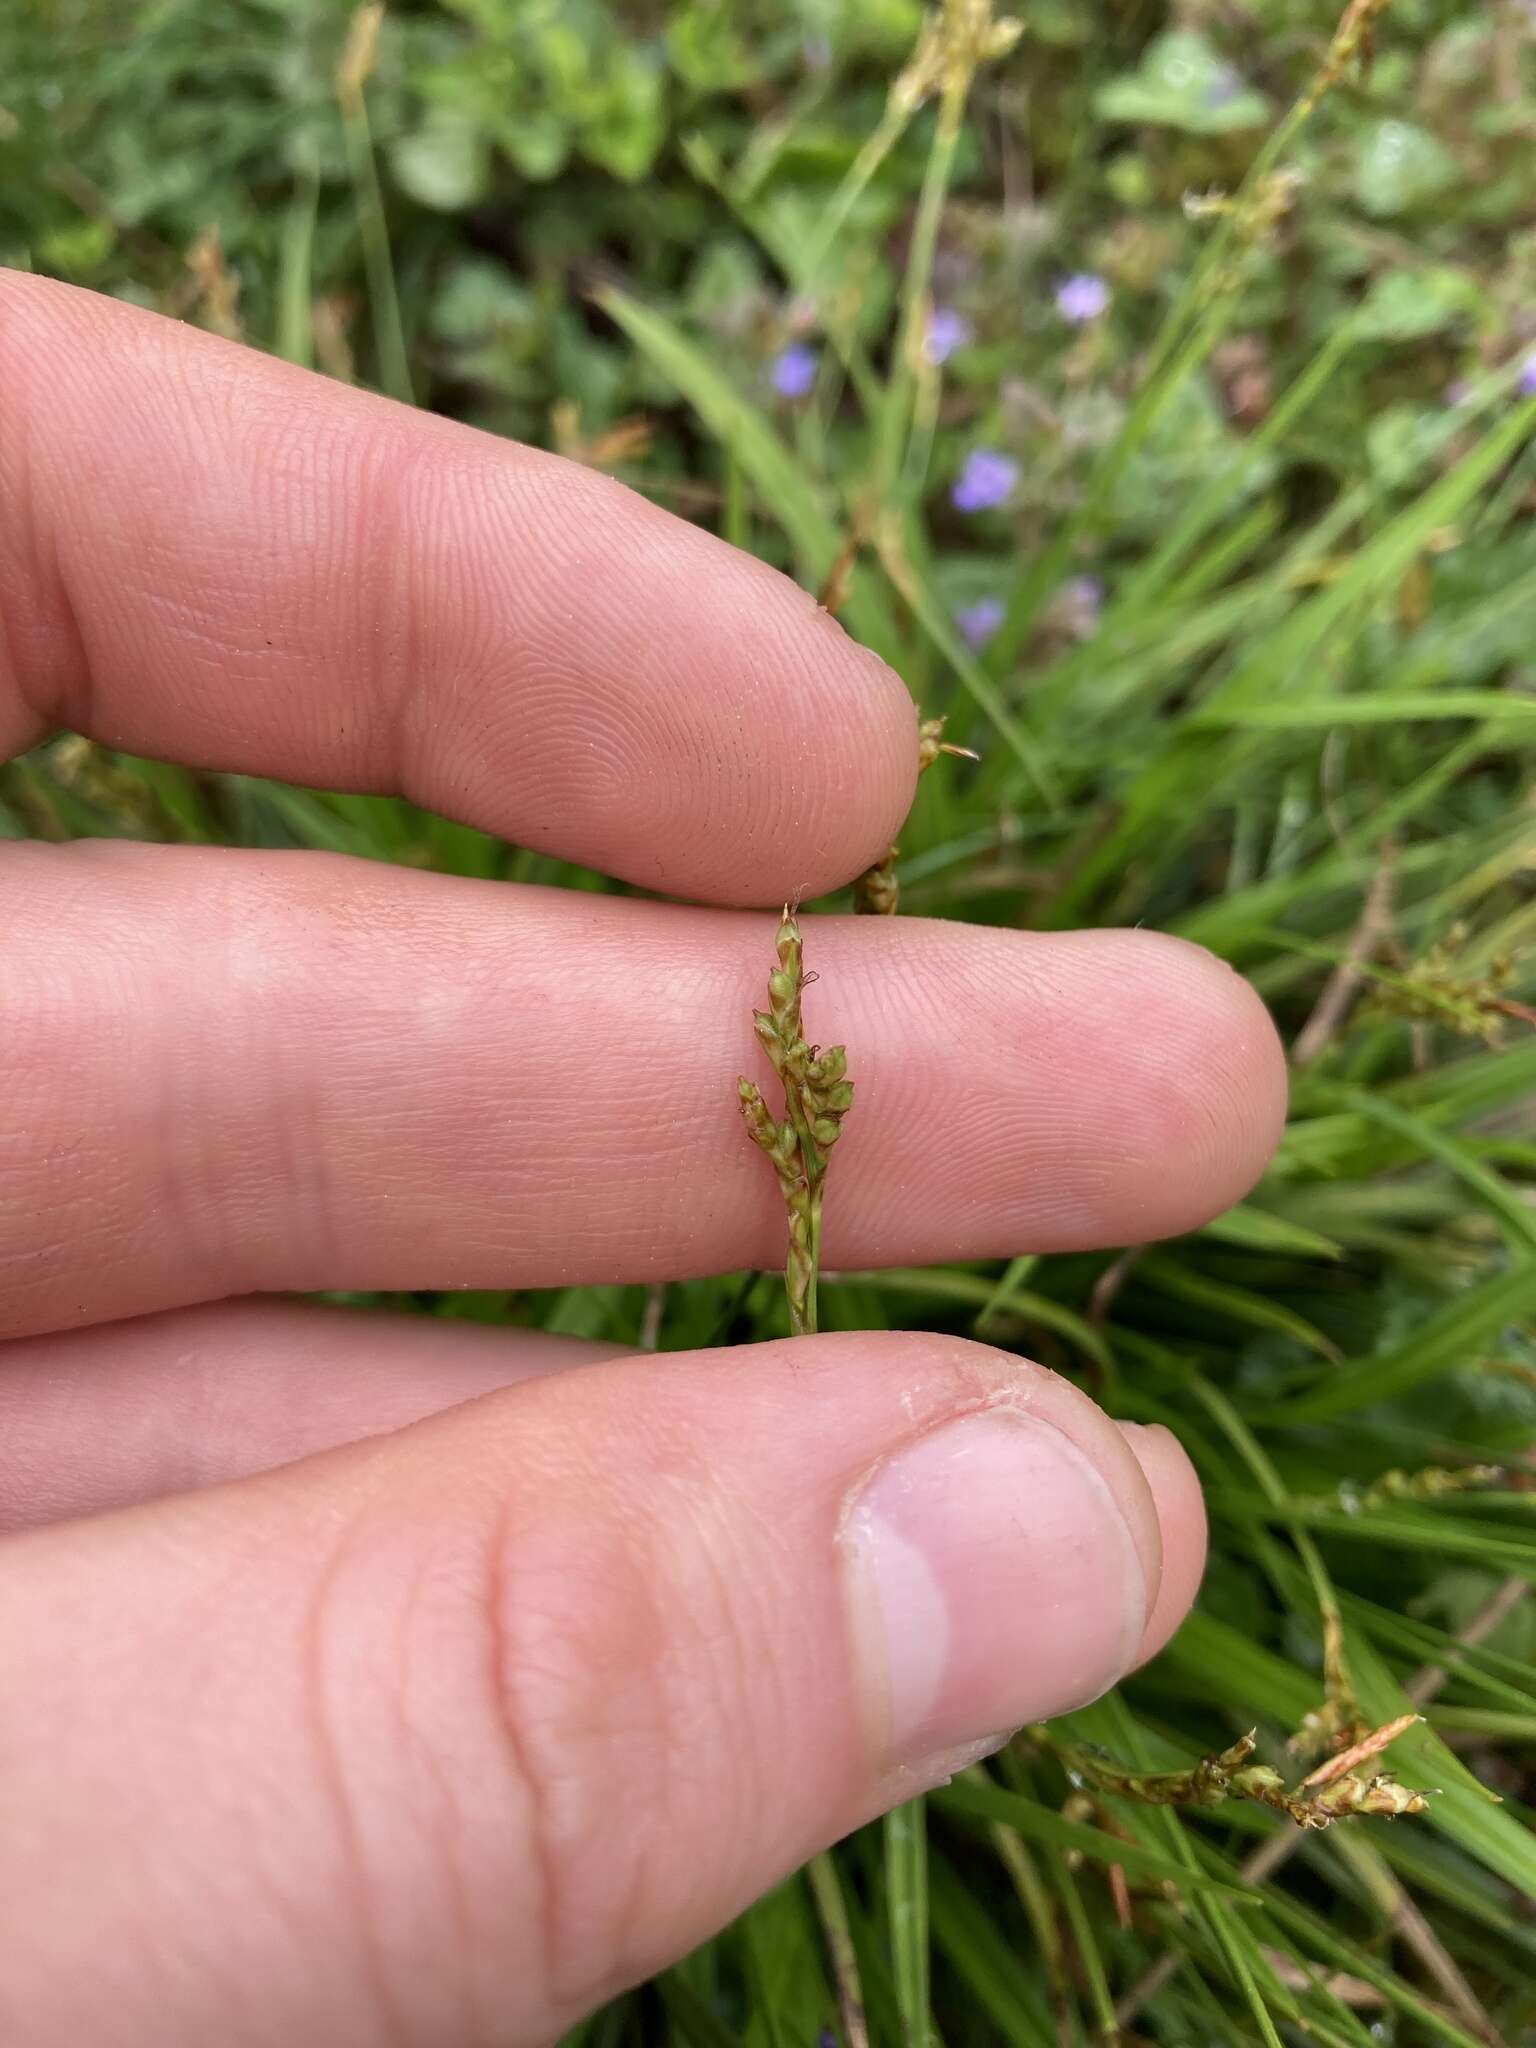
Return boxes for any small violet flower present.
[924,307,973,365]
[1055,272,1111,325]
[951,447,1019,513]
[770,342,818,400]
[954,596,1005,651]
[1519,350,1536,400]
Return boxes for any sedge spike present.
[1039,1715,1429,1831]
[739,908,852,1336]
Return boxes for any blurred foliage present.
[3,0,1536,2043]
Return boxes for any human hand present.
[0,273,1287,2046]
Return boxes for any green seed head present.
[810,1045,846,1084]
[739,907,853,1335]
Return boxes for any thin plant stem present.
[805,1849,870,2048]
[1189,1375,1368,1754]
[276,140,320,368]
[988,1820,1063,1977]
[872,1,1021,502]
[799,98,913,291]
[875,69,965,501]
[336,3,414,406]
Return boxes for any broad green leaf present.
[1358,266,1484,341]
[1095,33,1270,135]
[1354,119,1462,217]
[389,110,489,211]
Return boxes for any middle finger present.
[1,839,1286,1338]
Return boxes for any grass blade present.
[928,1854,1054,2048]
[805,1852,868,2048]
[885,1800,931,2048]
[594,286,900,664]
[1263,1258,1536,1424]
[935,1775,1251,1895]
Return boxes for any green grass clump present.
[4,0,1535,2041]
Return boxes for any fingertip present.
[1096,929,1289,1238]
[614,528,920,904]
[824,920,1290,1260]
[1114,1420,1208,1665]
[767,622,921,905]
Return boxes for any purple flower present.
[951,447,1019,513]
[925,307,973,365]
[954,596,1006,650]
[1519,350,1536,399]
[770,343,818,399]
[1055,272,1111,325]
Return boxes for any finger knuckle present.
[477,1463,757,2012]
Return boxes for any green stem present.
[805,1186,823,1337]
[338,74,413,405]
[874,72,965,502]
[805,1849,869,2048]
[1188,1374,1375,1757]
[885,1799,931,2048]
[800,95,914,293]
[784,1090,825,1337]
[275,143,319,369]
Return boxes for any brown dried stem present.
[854,713,977,915]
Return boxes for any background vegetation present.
[2,1,1535,2042]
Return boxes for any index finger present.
[0,271,916,904]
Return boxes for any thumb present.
[0,1331,1203,2047]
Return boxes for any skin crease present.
[0,273,1272,2048]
